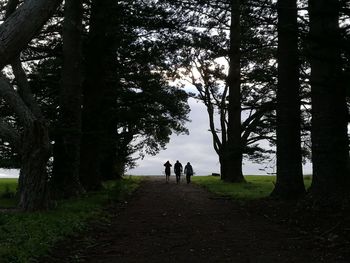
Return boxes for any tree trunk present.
[219,153,226,180]
[80,0,106,190]
[0,0,62,69]
[18,120,50,211]
[223,0,245,182]
[0,0,53,211]
[308,0,350,197]
[51,0,85,199]
[80,0,120,190]
[271,0,305,199]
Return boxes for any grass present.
[192,175,312,200]
[0,177,141,263]
[0,179,18,208]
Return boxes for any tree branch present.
[5,0,43,120]
[11,59,44,119]
[0,75,35,127]
[0,0,63,69]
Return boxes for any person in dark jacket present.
[164,160,172,183]
[174,160,183,184]
[184,162,193,184]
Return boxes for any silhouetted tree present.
[308,0,350,198]
[79,0,120,190]
[0,0,62,69]
[0,0,62,211]
[222,0,245,182]
[271,0,305,199]
[50,0,85,198]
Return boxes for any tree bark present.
[80,0,121,189]
[1,72,51,212]
[12,58,43,119]
[6,0,43,120]
[223,0,245,182]
[0,0,62,69]
[308,0,350,198]
[0,0,54,211]
[51,0,85,198]
[271,0,305,199]
[18,120,50,211]
[0,75,36,127]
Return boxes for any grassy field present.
[0,178,18,208]
[0,177,141,263]
[192,175,312,199]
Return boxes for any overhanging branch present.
[0,0,63,69]
[0,75,36,127]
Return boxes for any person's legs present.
[186,174,190,184]
[166,173,170,183]
[176,173,180,184]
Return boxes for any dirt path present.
[43,176,333,263]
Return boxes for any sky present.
[127,97,312,176]
[0,168,19,178]
[128,97,222,176]
[0,98,312,178]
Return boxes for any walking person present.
[184,162,193,184]
[164,160,172,183]
[174,160,183,184]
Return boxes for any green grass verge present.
[192,175,312,200]
[0,177,141,263]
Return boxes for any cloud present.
[0,168,19,178]
[128,98,220,175]
[128,97,313,176]
[0,96,312,178]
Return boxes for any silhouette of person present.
[164,160,172,183]
[174,160,183,184]
[184,162,193,184]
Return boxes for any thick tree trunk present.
[5,68,52,211]
[1,0,52,211]
[80,0,105,190]
[308,0,350,197]
[51,0,84,199]
[223,0,245,182]
[80,0,120,190]
[0,0,62,69]
[18,120,50,211]
[271,0,305,199]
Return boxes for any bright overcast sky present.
[0,98,312,178]
[128,97,222,176]
[127,97,313,176]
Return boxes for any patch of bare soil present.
[40,176,349,262]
